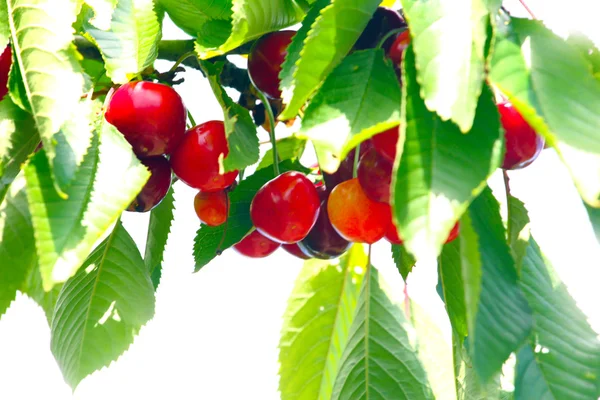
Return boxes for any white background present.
[1,1,599,399]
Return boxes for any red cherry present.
[194,190,229,227]
[170,121,239,192]
[322,141,373,191]
[387,30,411,66]
[248,30,295,99]
[282,243,311,260]
[127,156,172,213]
[498,101,544,170]
[327,178,389,244]
[357,148,393,204]
[250,171,321,244]
[371,125,400,161]
[105,81,187,157]
[234,230,280,258]
[354,7,406,52]
[0,45,12,101]
[445,223,460,244]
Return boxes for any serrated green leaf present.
[400,0,494,131]
[193,160,308,271]
[144,185,175,290]
[21,261,62,324]
[84,0,118,30]
[439,239,468,339]
[199,60,259,172]
[454,336,503,400]
[515,239,600,400]
[84,0,162,84]
[25,120,149,290]
[391,243,414,281]
[279,245,367,400]
[584,203,600,245]
[393,47,504,263]
[507,193,530,271]
[51,221,155,389]
[157,0,232,39]
[257,136,306,171]
[567,32,600,79]
[465,188,533,382]
[489,18,600,206]
[331,266,434,400]
[299,49,401,173]
[279,0,381,120]
[458,212,482,340]
[0,1,9,49]
[0,174,34,318]
[7,0,89,193]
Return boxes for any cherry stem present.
[376,27,408,50]
[255,89,280,176]
[168,51,196,74]
[187,110,196,129]
[517,0,537,19]
[503,169,512,238]
[352,146,360,178]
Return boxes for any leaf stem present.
[503,169,512,239]
[216,190,232,256]
[168,51,196,74]
[517,0,537,19]
[255,89,280,176]
[353,146,361,178]
[376,27,408,50]
[187,110,197,129]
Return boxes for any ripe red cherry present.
[248,30,295,99]
[357,148,393,204]
[371,125,400,161]
[127,156,171,213]
[498,101,545,170]
[105,81,187,157]
[328,178,389,244]
[355,7,406,52]
[0,45,12,101]
[387,29,411,66]
[322,141,372,191]
[170,121,239,192]
[282,243,311,260]
[250,171,321,244]
[194,190,229,227]
[234,230,280,258]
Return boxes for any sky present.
[0,1,599,399]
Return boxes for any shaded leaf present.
[391,243,414,281]
[144,185,175,290]
[507,192,530,271]
[584,203,600,245]
[157,0,231,39]
[454,336,503,400]
[439,238,468,339]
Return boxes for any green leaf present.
[279,245,367,400]
[21,262,63,324]
[507,193,530,271]
[84,0,162,84]
[51,221,155,389]
[439,239,468,339]
[465,188,533,382]
[190,0,304,59]
[567,32,600,79]
[584,203,600,245]
[144,185,175,290]
[299,49,401,173]
[391,243,415,281]
[399,0,493,132]
[392,47,504,263]
[25,120,149,290]
[458,212,482,340]
[279,0,381,120]
[516,239,600,400]
[7,0,89,193]
[257,136,306,171]
[0,174,34,318]
[193,160,307,271]
[199,60,259,172]
[83,0,118,31]
[331,266,434,400]
[0,1,10,49]
[157,0,231,39]
[0,96,38,202]
[454,336,504,400]
[489,18,600,206]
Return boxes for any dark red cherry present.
[0,45,12,101]
[498,101,545,170]
[105,81,187,157]
[357,148,393,204]
[127,156,171,213]
[248,30,295,99]
[371,125,400,161]
[354,7,407,52]
[322,141,373,191]
[328,178,389,244]
[194,190,229,227]
[170,121,239,192]
[250,171,321,244]
[234,230,280,258]
[387,29,411,66]
[282,243,311,260]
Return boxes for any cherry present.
[327,178,389,244]
[282,243,311,260]
[497,101,545,170]
[127,156,172,213]
[194,190,229,227]
[234,230,280,258]
[322,141,372,191]
[250,171,321,244]
[445,223,460,244]
[387,29,411,66]
[248,30,295,99]
[371,125,400,161]
[170,121,239,192]
[354,7,406,52]
[0,45,12,101]
[357,148,393,204]
[105,81,187,157]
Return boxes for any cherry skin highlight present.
[234,230,281,258]
[248,30,295,99]
[105,81,187,156]
[354,7,406,52]
[250,171,321,244]
[498,101,545,170]
[170,121,239,192]
[194,190,229,227]
[327,178,390,244]
[0,45,12,101]
[282,243,311,260]
[127,156,172,213]
[357,148,393,204]
[387,29,411,66]
[371,125,400,162]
